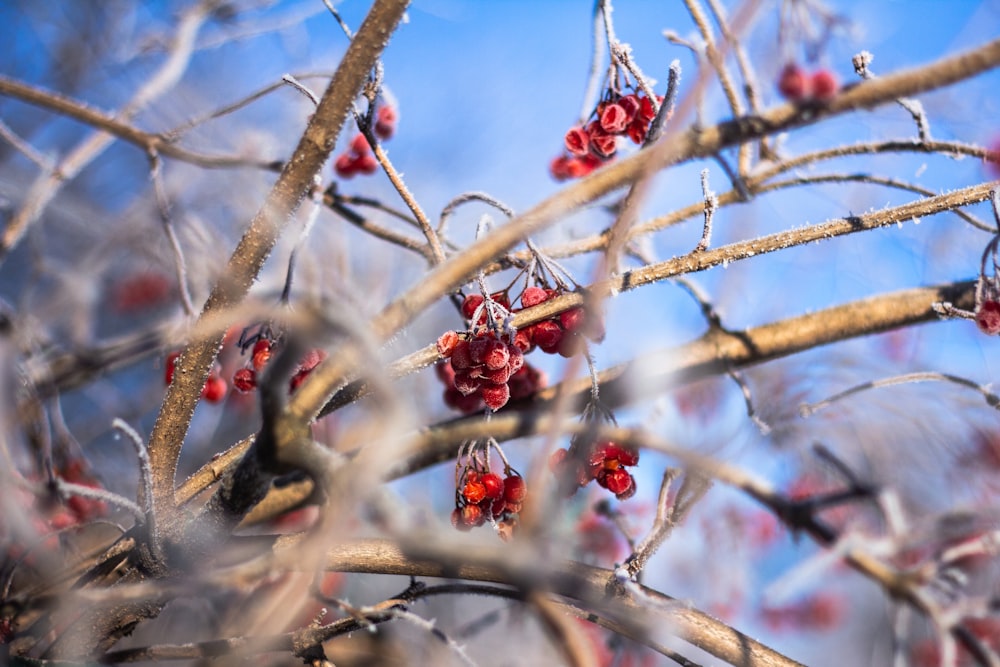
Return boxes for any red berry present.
[482,338,510,370]
[462,503,485,527]
[252,339,272,371]
[164,351,181,385]
[444,386,483,413]
[462,480,487,504]
[375,105,397,140]
[352,153,378,174]
[303,350,327,371]
[557,332,583,357]
[810,69,839,102]
[986,137,1000,179]
[627,117,650,144]
[550,155,573,181]
[453,371,481,396]
[560,308,585,333]
[350,132,371,155]
[513,328,534,352]
[468,336,490,364]
[461,294,484,320]
[599,103,628,133]
[565,155,595,178]
[508,363,546,399]
[520,286,550,308]
[112,271,171,312]
[503,475,527,504]
[605,469,636,500]
[564,126,590,156]
[638,94,658,122]
[233,368,257,393]
[334,152,356,178]
[201,375,227,403]
[587,124,617,158]
[483,365,513,385]
[481,382,511,411]
[481,472,504,500]
[778,63,811,101]
[435,360,456,385]
[549,448,569,472]
[533,320,564,353]
[450,339,474,371]
[490,291,512,311]
[506,344,524,373]
[617,94,640,122]
[436,330,460,357]
[976,299,1000,335]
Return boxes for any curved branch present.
[319,538,805,667]
[0,75,280,170]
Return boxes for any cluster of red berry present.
[451,467,527,535]
[551,91,662,181]
[165,331,330,401]
[549,439,639,501]
[434,286,605,414]
[333,105,397,179]
[435,329,532,412]
[165,351,227,403]
[231,334,328,394]
[777,63,839,103]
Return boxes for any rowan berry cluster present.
[551,91,662,181]
[333,105,397,178]
[451,465,527,537]
[777,63,839,103]
[230,327,329,394]
[165,327,329,402]
[434,285,606,414]
[165,351,227,403]
[435,329,529,413]
[549,438,639,501]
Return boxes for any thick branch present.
[146,0,410,534]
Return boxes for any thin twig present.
[111,418,154,519]
[728,367,771,434]
[149,155,196,317]
[282,74,321,106]
[357,120,446,264]
[0,118,52,170]
[799,371,1000,417]
[695,168,717,252]
[853,50,931,143]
